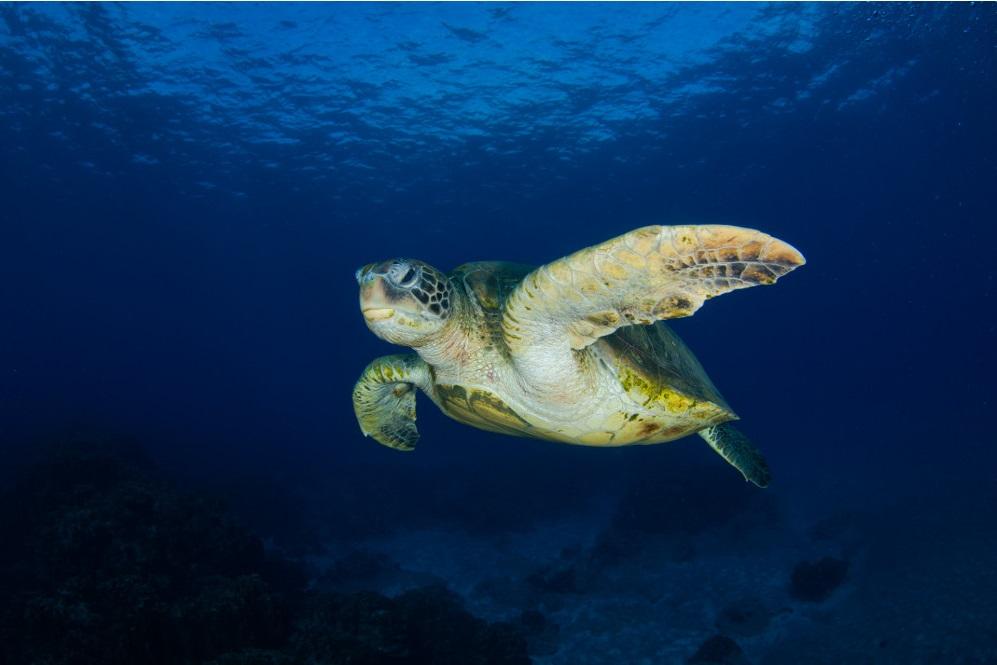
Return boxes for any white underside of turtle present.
[353,224,805,488]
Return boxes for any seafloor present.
[3,440,994,665]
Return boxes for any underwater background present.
[2,3,996,664]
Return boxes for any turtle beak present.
[362,307,395,322]
[359,270,396,322]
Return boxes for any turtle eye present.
[386,262,419,288]
[397,267,418,287]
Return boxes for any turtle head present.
[356,258,453,347]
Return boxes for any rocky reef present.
[0,440,531,665]
[291,585,529,665]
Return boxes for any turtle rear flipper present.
[699,423,771,488]
[352,354,432,451]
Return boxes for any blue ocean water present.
[1,3,996,664]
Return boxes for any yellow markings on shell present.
[618,366,697,413]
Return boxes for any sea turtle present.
[353,225,804,487]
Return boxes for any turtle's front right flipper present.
[699,423,771,488]
[352,354,432,451]
[501,225,804,366]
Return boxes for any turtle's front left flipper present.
[352,354,433,451]
[699,423,771,488]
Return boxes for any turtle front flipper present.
[699,423,771,488]
[352,354,433,451]
[501,225,804,387]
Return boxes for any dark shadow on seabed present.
[0,440,533,665]
[3,437,996,664]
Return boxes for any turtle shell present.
[449,261,534,351]
[597,321,734,418]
